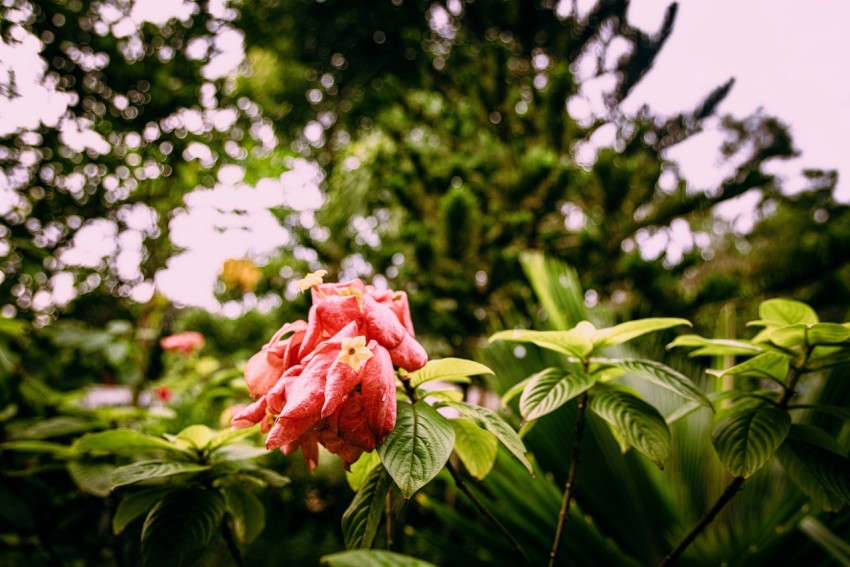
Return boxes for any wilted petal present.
[360,344,396,442]
[266,415,317,449]
[389,333,428,371]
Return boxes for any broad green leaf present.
[19,416,99,440]
[588,385,671,469]
[599,358,710,408]
[788,404,850,421]
[666,391,743,425]
[798,516,850,565]
[407,358,493,388]
[1,440,76,459]
[75,429,189,457]
[321,550,438,567]
[209,443,269,463]
[221,484,265,544]
[752,298,819,327]
[417,388,464,403]
[342,463,391,549]
[438,401,533,475]
[241,467,290,488]
[765,323,850,348]
[489,329,593,359]
[592,318,691,348]
[141,489,226,567]
[500,376,532,406]
[450,418,498,480]
[667,335,764,357]
[346,450,381,491]
[174,425,214,451]
[518,367,596,422]
[112,460,210,488]
[113,488,174,535]
[378,402,455,499]
[706,352,789,384]
[711,400,791,478]
[208,426,258,450]
[68,461,116,497]
[777,425,850,508]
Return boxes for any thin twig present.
[446,461,534,567]
[548,391,588,567]
[221,520,246,567]
[386,488,394,551]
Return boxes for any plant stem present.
[659,353,809,565]
[548,390,588,567]
[221,521,246,567]
[446,461,533,567]
[386,488,394,551]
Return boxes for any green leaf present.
[599,358,710,408]
[592,318,691,348]
[667,335,764,357]
[665,391,742,425]
[75,429,189,457]
[752,298,819,327]
[798,516,850,565]
[588,385,671,469]
[518,367,596,422]
[321,550,438,567]
[208,426,258,450]
[68,461,116,497]
[711,399,791,478]
[500,376,532,406]
[141,489,226,567]
[450,419,498,480]
[438,401,533,475]
[221,484,265,544]
[378,402,455,499]
[1,440,76,459]
[346,451,381,491]
[112,461,210,488]
[765,323,850,348]
[417,388,464,403]
[241,467,290,488]
[113,488,174,535]
[174,425,214,450]
[209,443,269,463]
[342,463,391,549]
[489,329,593,359]
[407,358,494,388]
[707,352,790,384]
[19,416,99,440]
[776,425,850,509]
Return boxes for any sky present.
[2,0,849,313]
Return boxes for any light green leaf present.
[378,402,455,499]
[489,329,593,359]
[711,399,791,478]
[518,367,596,422]
[707,352,790,384]
[321,550,438,567]
[667,335,764,357]
[209,443,269,463]
[438,401,533,475]
[75,429,189,457]
[407,358,493,388]
[221,484,265,544]
[68,461,116,497]
[417,388,464,403]
[174,425,214,451]
[450,419,498,480]
[588,385,671,469]
[599,358,710,408]
[592,318,691,348]
[777,426,848,512]
[342,463,391,549]
[113,488,174,535]
[765,323,850,348]
[346,451,381,491]
[752,298,819,327]
[112,461,210,488]
[500,376,532,406]
[141,489,226,567]
[208,426,258,450]
[19,416,99,440]
[1,440,76,459]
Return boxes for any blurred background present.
[1,0,848,565]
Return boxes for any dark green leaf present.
[407,358,493,388]
[500,376,532,406]
[450,418,498,480]
[438,401,533,475]
[1,440,76,459]
[378,401,455,499]
[142,489,226,567]
[321,550,438,567]
[113,488,174,535]
[711,399,791,478]
[776,424,850,509]
[342,463,391,549]
[588,385,671,468]
[221,484,265,544]
[112,460,210,488]
[519,367,596,421]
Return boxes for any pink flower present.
[232,277,427,471]
[160,331,205,355]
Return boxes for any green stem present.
[548,391,588,567]
[446,460,533,567]
[221,520,246,567]
[386,488,394,551]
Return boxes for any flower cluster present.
[160,331,205,355]
[231,273,427,470]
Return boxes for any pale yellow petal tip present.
[337,336,374,371]
[296,269,328,292]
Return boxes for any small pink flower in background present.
[232,272,427,471]
[160,331,205,355]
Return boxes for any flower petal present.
[266,415,317,449]
[360,344,396,442]
[322,360,360,417]
[389,333,428,371]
